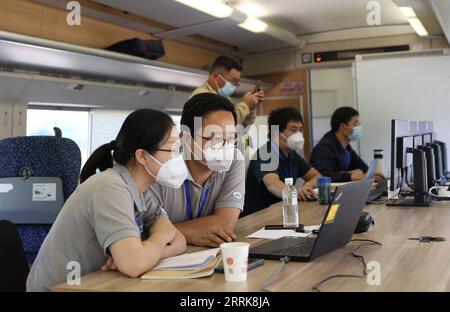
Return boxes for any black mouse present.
[354,212,374,233]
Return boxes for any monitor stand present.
[386,197,433,207]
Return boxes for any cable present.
[428,185,450,201]
[398,168,407,198]
[312,239,382,292]
[261,256,290,292]
[404,167,415,191]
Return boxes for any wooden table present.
[53,200,450,292]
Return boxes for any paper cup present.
[220,242,250,282]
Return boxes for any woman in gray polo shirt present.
[27,109,188,291]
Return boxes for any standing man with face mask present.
[243,108,322,216]
[146,93,246,248]
[191,55,264,127]
[310,106,382,183]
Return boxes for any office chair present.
[0,136,81,264]
[0,220,30,292]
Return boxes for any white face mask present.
[283,132,305,155]
[144,153,188,188]
[193,140,235,172]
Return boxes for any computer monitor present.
[417,145,436,190]
[423,133,432,145]
[413,135,423,148]
[427,143,442,181]
[434,141,448,174]
[390,119,412,191]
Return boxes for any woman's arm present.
[108,219,176,278]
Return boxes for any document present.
[247,225,320,240]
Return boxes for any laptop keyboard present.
[271,237,316,256]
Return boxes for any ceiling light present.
[408,17,429,36]
[236,2,267,18]
[175,0,234,18]
[399,7,416,18]
[399,7,428,36]
[238,16,268,33]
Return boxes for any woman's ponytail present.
[79,141,115,183]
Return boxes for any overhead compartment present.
[0,31,267,112]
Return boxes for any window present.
[90,109,134,154]
[90,110,183,155]
[27,108,90,166]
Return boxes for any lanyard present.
[271,142,293,179]
[184,180,210,220]
[344,150,351,171]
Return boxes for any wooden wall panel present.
[0,0,220,70]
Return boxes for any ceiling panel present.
[42,0,442,55]
[158,18,293,52]
[93,0,217,28]
[19,78,173,110]
[233,0,408,35]
[0,73,33,103]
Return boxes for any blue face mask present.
[217,75,236,97]
[348,125,363,141]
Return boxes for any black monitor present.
[389,119,433,207]
[434,141,448,175]
[390,120,410,191]
[423,133,432,144]
[417,145,435,190]
[427,143,442,181]
[413,135,423,148]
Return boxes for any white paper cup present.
[220,242,250,282]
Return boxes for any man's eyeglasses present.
[219,74,240,87]
[198,135,238,150]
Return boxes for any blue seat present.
[0,136,81,265]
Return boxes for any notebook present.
[141,248,221,280]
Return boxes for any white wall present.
[356,51,450,174]
[310,67,356,147]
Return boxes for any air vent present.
[314,45,410,63]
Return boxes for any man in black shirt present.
[310,106,383,183]
[244,108,321,216]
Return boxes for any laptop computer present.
[249,179,374,262]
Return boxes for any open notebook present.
[141,248,222,280]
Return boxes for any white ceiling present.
[87,0,445,54]
[232,0,408,34]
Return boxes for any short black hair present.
[268,107,303,139]
[331,106,359,132]
[181,93,237,136]
[210,55,242,74]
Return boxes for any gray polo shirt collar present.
[184,159,218,189]
[113,164,145,212]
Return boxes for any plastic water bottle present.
[282,178,299,228]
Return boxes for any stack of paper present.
[247,225,320,240]
[141,248,221,280]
